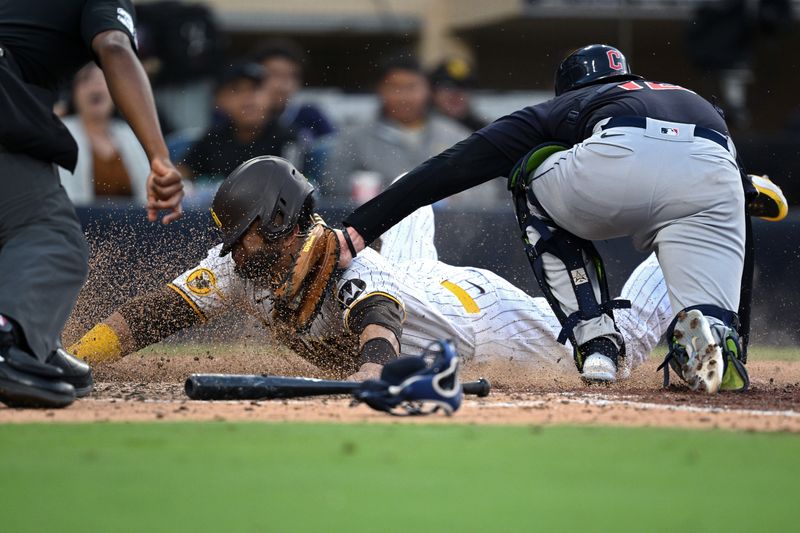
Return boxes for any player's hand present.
[336,227,365,269]
[147,158,184,224]
[346,362,383,382]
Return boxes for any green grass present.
[745,346,800,361]
[0,423,796,532]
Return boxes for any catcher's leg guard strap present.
[511,157,629,369]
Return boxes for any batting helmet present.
[211,156,315,257]
[554,44,642,96]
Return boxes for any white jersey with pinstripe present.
[168,206,673,370]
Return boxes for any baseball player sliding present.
[70,156,674,379]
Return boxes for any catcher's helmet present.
[211,156,314,257]
[554,44,642,96]
[353,339,464,416]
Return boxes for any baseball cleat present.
[0,347,76,408]
[671,310,724,394]
[46,346,93,398]
[581,353,617,382]
[0,315,76,408]
[709,322,750,392]
[579,336,625,383]
[748,174,788,222]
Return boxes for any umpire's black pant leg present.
[0,150,89,362]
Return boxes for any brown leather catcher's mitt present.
[272,222,341,331]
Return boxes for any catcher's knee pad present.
[659,304,749,392]
[507,142,569,192]
[510,143,630,371]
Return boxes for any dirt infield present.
[1,346,799,431]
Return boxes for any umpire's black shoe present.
[0,316,76,408]
[46,346,93,398]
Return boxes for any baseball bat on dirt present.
[184,374,491,401]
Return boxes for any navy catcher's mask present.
[353,339,463,416]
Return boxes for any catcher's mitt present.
[272,222,340,331]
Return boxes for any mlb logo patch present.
[660,127,679,136]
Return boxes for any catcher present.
[70,156,678,380]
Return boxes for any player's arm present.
[91,30,183,223]
[71,244,242,363]
[344,294,405,381]
[339,102,554,264]
[69,285,203,363]
[340,134,512,252]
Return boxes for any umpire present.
[0,0,183,408]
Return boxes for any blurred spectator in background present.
[58,64,150,206]
[136,1,222,134]
[323,56,504,208]
[252,39,335,144]
[178,62,293,183]
[430,58,488,131]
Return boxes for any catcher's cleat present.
[579,336,623,383]
[748,174,788,222]
[581,354,617,382]
[0,316,76,408]
[671,310,723,393]
[659,307,749,393]
[46,344,93,398]
[710,322,750,392]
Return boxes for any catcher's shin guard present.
[658,305,749,393]
[510,144,630,372]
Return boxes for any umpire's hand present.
[147,158,184,224]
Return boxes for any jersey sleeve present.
[81,0,138,51]
[167,244,245,321]
[379,205,438,263]
[334,249,407,331]
[474,100,555,163]
[343,133,513,245]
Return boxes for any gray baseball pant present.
[526,118,745,348]
[0,147,89,361]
